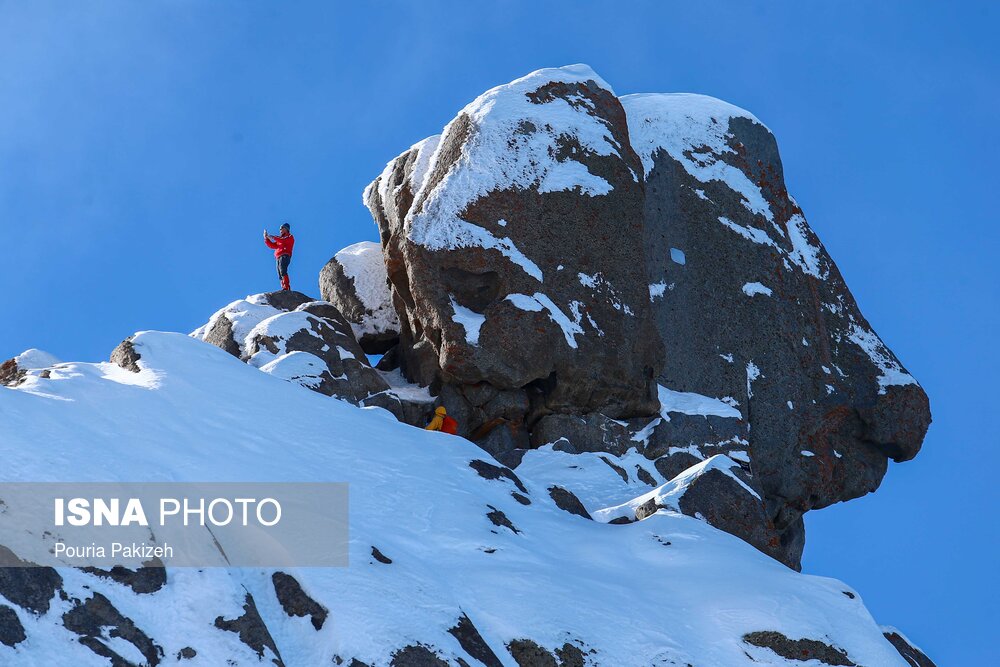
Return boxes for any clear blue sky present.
[1,2,996,663]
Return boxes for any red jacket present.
[265,232,295,258]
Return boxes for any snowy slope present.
[0,332,911,666]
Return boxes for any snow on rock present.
[742,281,773,297]
[365,64,663,428]
[353,62,928,576]
[191,292,427,425]
[846,323,918,395]
[626,79,931,568]
[658,384,742,420]
[192,291,313,358]
[593,454,786,566]
[0,332,916,666]
[623,92,773,221]
[13,349,61,369]
[318,241,401,354]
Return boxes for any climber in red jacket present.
[263,223,295,290]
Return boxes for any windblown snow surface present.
[0,332,913,666]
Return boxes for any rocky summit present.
[355,65,931,569]
[0,64,934,667]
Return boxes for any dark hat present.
[279,222,290,231]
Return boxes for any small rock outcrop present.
[882,627,937,667]
[193,291,428,423]
[621,455,787,567]
[319,241,401,354]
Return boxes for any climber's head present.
[279,222,291,235]
[435,406,447,416]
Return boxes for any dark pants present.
[276,254,291,278]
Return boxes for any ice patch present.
[670,248,686,265]
[658,384,742,420]
[742,282,772,297]
[450,297,486,345]
[506,293,585,348]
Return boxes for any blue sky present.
[1,1,996,662]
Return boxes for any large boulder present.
[364,65,664,428]
[319,241,401,355]
[621,92,931,556]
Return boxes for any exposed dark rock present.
[81,559,166,594]
[486,506,520,534]
[110,337,142,373]
[653,451,703,482]
[635,458,791,568]
[496,449,528,469]
[473,419,528,460]
[507,639,587,667]
[507,639,559,667]
[555,643,587,667]
[272,571,328,630]
[243,301,404,416]
[376,344,401,371]
[469,459,528,494]
[261,289,314,312]
[0,546,63,614]
[0,359,26,387]
[624,93,931,562]
[883,628,937,667]
[63,592,163,666]
[743,630,855,665]
[177,646,197,660]
[448,613,504,667]
[640,413,747,461]
[389,644,450,666]
[530,413,636,456]
[213,593,285,666]
[319,241,401,354]
[599,456,628,483]
[635,465,658,487]
[548,486,591,520]
[371,546,393,564]
[201,309,242,357]
[512,492,531,505]
[0,604,26,648]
